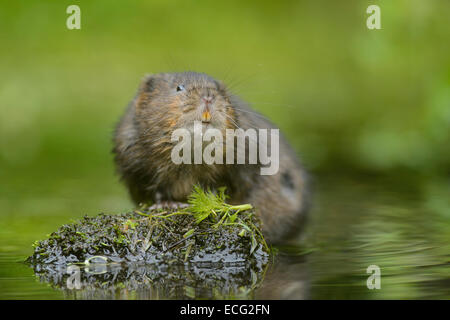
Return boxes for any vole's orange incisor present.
[113,72,310,243]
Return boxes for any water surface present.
[0,174,448,299]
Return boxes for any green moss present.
[27,186,270,267]
[26,187,270,298]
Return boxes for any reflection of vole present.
[113,72,310,243]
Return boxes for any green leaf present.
[183,228,195,238]
[229,212,238,223]
[187,185,228,224]
[250,235,258,254]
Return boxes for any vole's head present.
[134,72,235,133]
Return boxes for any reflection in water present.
[256,253,310,299]
[30,254,310,299]
[307,175,450,299]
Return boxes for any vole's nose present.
[202,96,213,105]
[201,96,213,123]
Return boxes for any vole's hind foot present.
[149,201,189,211]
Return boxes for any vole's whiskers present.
[251,101,296,109]
[220,112,260,147]
[224,73,258,94]
[221,112,241,130]
[231,107,271,122]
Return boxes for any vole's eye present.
[176,85,185,92]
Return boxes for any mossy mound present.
[28,210,268,268]
[27,187,270,269]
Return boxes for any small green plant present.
[185,185,268,253]
[187,186,250,222]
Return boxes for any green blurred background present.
[0,0,449,299]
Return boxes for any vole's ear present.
[135,74,159,110]
[215,79,228,94]
[139,74,158,93]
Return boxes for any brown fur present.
[113,72,310,243]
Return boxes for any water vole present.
[113,72,310,243]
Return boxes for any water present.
[0,174,449,299]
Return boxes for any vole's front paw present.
[149,201,189,210]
